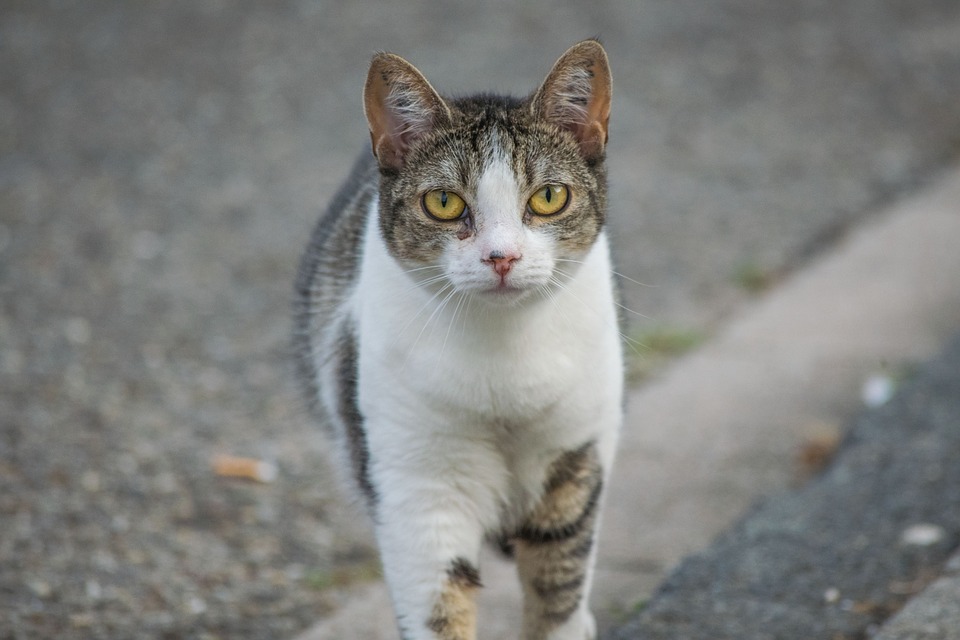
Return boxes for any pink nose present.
[483,251,520,277]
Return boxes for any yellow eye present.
[528,184,569,216]
[422,190,467,221]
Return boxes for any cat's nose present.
[483,250,521,277]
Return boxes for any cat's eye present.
[527,184,569,216]
[422,190,467,221]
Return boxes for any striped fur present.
[515,443,603,638]
[294,41,621,639]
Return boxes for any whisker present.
[399,264,445,276]
[459,294,474,340]
[554,258,656,288]
[439,291,468,361]
[406,284,458,367]
[610,269,656,289]
[553,266,653,321]
[546,274,646,360]
[540,280,576,333]
[386,273,450,306]
[397,281,453,340]
[612,300,653,321]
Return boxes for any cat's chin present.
[473,285,537,307]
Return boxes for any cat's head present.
[364,40,611,306]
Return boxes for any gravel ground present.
[1,1,959,638]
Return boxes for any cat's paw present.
[582,611,597,640]
[544,610,596,640]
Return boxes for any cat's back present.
[293,151,378,403]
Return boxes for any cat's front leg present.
[372,455,493,640]
[515,442,604,640]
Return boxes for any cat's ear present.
[364,53,451,171]
[531,40,612,161]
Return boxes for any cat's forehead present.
[448,102,524,161]
[408,109,579,191]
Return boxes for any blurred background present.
[1,0,959,638]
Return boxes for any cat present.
[293,40,622,640]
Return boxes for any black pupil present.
[544,187,552,203]
[440,191,448,208]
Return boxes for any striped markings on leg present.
[515,441,602,636]
[427,557,482,640]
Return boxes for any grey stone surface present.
[875,553,960,640]
[607,333,960,640]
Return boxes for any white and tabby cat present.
[294,40,622,640]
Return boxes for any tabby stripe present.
[532,573,585,599]
[543,598,583,624]
[543,441,598,491]
[448,557,482,589]
[515,479,602,544]
[335,325,376,504]
[426,558,481,639]
[568,531,595,559]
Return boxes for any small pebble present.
[901,523,946,546]
[27,579,52,599]
[186,596,207,615]
[70,613,95,628]
[823,587,841,604]
[945,554,960,574]
[862,374,895,407]
[85,580,103,600]
[81,470,101,492]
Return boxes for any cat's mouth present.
[475,281,535,305]
[490,283,524,295]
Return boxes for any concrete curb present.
[875,552,960,640]
[606,331,960,639]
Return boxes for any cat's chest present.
[411,315,583,415]
[361,292,594,422]
[353,233,619,429]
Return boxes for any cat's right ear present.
[364,53,451,171]
[532,40,612,162]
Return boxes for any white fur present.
[552,66,593,125]
[387,86,435,139]
[336,154,622,639]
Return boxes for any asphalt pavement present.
[2,1,960,639]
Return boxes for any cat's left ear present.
[364,53,451,171]
[531,40,612,161]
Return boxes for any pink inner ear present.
[532,42,611,160]
[385,91,434,152]
[551,82,609,159]
[365,54,449,169]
